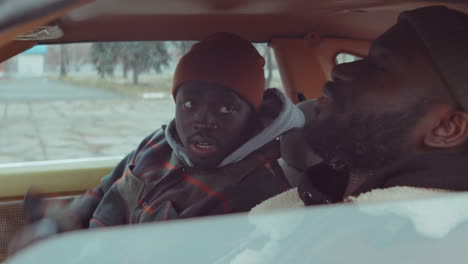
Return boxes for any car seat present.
[279,99,322,187]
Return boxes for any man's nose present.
[193,108,218,130]
[193,122,218,130]
[331,60,363,83]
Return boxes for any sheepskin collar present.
[250,186,453,216]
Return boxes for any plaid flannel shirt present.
[59,127,289,229]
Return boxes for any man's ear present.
[424,110,468,148]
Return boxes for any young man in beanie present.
[10,32,304,250]
[250,5,468,213]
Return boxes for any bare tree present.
[59,45,69,77]
[176,41,196,57]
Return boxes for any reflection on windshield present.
[6,193,468,264]
[356,191,468,239]
[225,194,468,264]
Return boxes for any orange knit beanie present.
[173,32,266,110]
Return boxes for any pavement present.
[0,78,175,164]
[0,78,126,101]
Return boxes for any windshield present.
[5,192,468,264]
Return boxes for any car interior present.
[1,0,468,261]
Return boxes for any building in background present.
[15,45,48,77]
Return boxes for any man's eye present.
[183,101,193,109]
[219,105,235,114]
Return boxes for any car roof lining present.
[40,0,468,43]
[1,0,468,44]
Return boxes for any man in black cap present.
[253,5,468,210]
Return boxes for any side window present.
[254,44,283,90]
[0,42,283,164]
[335,52,362,65]
[0,43,176,164]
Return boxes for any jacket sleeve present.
[63,151,135,229]
[51,130,162,230]
[20,151,135,232]
[10,152,136,255]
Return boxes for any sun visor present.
[0,0,93,62]
[14,24,64,41]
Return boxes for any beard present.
[305,100,430,173]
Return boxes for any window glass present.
[254,43,282,90]
[335,52,362,64]
[0,42,281,164]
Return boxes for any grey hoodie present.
[165,88,305,168]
